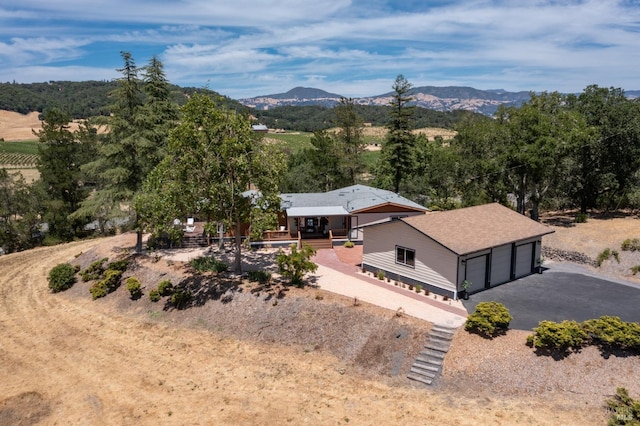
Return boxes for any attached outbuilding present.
[361,203,554,299]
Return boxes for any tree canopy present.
[135,93,285,272]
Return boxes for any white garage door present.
[465,255,487,293]
[490,244,512,286]
[515,243,534,278]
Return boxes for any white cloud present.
[1,0,640,96]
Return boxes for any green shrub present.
[375,269,385,280]
[107,258,129,272]
[189,256,228,273]
[149,289,161,302]
[170,288,192,309]
[48,263,77,293]
[465,301,513,337]
[247,270,272,284]
[80,257,108,282]
[415,284,422,293]
[527,320,587,353]
[276,244,318,287]
[575,212,588,223]
[596,248,620,267]
[621,238,640,252]
[102,269,123,292]
[125,277,142,299]
[343,241,355,248]
[631,265,640,276]
[90,281,108,299]
[606,387,640,425]
[157,279,173,296]
[582,316,640,351]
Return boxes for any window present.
[396,246,415,267]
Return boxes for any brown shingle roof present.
[401,203,554,255]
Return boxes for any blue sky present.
[1,0,639,99]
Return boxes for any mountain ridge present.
[240,85,535,116]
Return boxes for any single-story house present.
[361,203,555,299]
[267,184,429,246]
[182,185,428,248]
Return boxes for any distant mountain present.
[240,85,533,116]
[242,87,344,109]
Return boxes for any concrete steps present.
[407,325,456,386]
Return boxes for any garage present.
[515,242,535,278]
[465,255,488,293]
[362,203,555,299]
[490,244,513,286]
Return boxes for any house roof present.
[400,203,554,255]
[287,206,349,217]
[280,184,428,215]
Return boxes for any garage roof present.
[401,203,554,255]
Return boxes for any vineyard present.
[0,152,38,167]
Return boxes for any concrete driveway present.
[462,262,640,330]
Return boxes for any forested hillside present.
[0,81,245,119]
[254,104,479,132]
[0,80,476,131]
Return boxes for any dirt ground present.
[3,211,640,424]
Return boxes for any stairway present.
[407,325,456,386]
[299,238,333,250]
[182,235,208,248]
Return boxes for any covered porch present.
[260,206,355,248]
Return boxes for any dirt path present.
[0,237,606,424]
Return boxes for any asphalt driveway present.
[462,264,640,330]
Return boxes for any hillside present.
[0,81,246,119]
[4,214,640,423]
[241,85,532,116]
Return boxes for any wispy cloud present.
[1,0,639,98]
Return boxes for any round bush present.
[48,263,77,293]
[465,301,513,337]
[527,320,587,353]
[126,277,143,299]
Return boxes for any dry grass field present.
[3,212,640,424]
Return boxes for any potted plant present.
[536,257,544,274]
[461,280,471,300]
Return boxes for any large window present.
[396,246,415,267]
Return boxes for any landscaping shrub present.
[575,212,588,223]
[606,387,640,425]
[621,238,640,252]
[631,265,640,276]
[48,263,77,293]
[80,257,108,282]
[107,258,129,272]
[90,281,108,299]
[247,270,272,284]
[343,241,355,248]
[170,288,192,309]
[276,244,317,287]
[125,277,143,299]
[149,289,161,302]
[376,269,385,280]
[189,256,228,273]
[157,279,173,296]
[102,269,123,292]
[582,316,640,352]
[415,284,422,293]
[526,320,587,353]
[465,301,513,337]
[596,248,620,267]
